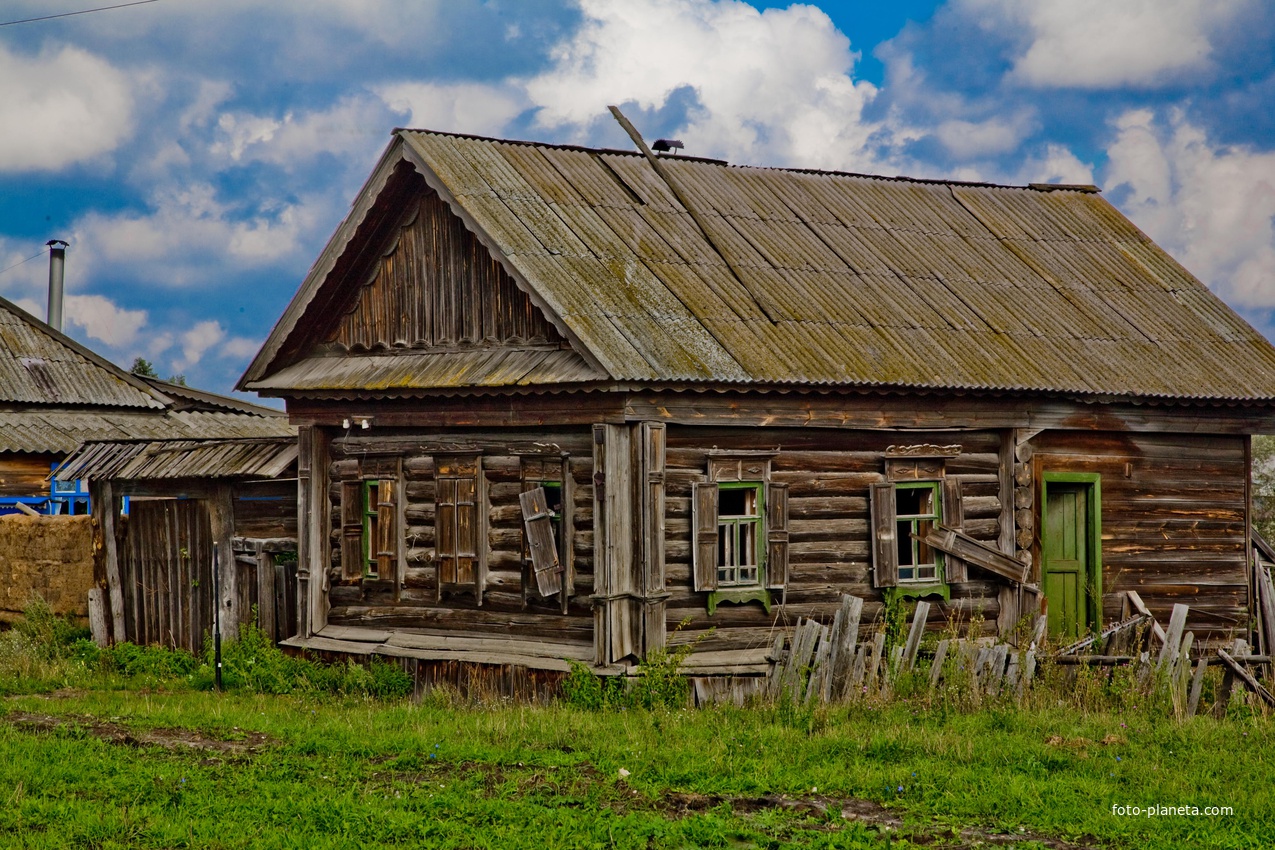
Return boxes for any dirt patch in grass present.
[6,711,273,755]
[663,790,1099,849]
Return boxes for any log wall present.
[663,426,1005,653]
[323,427,595,647]
[1032,430,1249,642]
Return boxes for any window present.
[436,456,487,603]
[519,457,573,607]
[870,477,965,589]
[894,482,941,583]
[691,455,787,595]
[716,483,761,587]
[340,471,398,582]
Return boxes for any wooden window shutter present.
[870,481,899,588]
[520,486,562,597]
[376,479,396,579]
[691,480,719,592]
[455,476,478,587]
[941,478,967,583]
[340,480,364,580]
[436,476,458,591]
[765,482,789,592]
[640,422,666,597]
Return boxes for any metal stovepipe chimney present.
[46,240,68,331]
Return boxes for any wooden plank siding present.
[329,189,565,352]
[321,427,596,648]
[1032,430,1249,643]
[663,426,1005,654]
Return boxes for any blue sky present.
[1,0,1274,399]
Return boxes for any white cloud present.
[1105,109,1275,310]
[170,320,258,370]
[959,0,1250,89]
[0,44,137,171]
[1014,143,1096,186]
[176,320,225,370]
[377,83,527,137]
[211,96,389,167]
[74,183,323,285]
[64,294,148,348]
[520,0,882,170]
[935,113,1037,159]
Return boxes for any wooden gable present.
[328,188,566,353]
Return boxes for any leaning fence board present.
[864,632,886,695]
[1187,656,1208,717]
[828,594,862,698]
[1217,649,1275,708]
[1157,604,1189,673]
[805,624,832,704]
[929,639,950,689]
[901,600,930,672]
[1259,566,1275,661]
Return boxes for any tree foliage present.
[129,357,158,378]
[1253,435,1275,543]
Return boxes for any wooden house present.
[239,128,1275,678]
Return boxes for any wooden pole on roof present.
[606,105,781,323]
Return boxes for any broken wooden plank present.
[922,527,1028,584]
[1217,649,1275,708]
[1125,591,1167,646]
[1056,614,1147,658]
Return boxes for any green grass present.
[1,687,1271,849]
[1,602,1270,848]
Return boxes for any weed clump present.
[191,617,413,699]
[562,642,695,711]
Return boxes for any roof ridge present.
[395,127,1101,193]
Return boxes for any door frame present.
[1040,472,1103,634]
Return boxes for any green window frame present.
[895,481,943,583]
[717,481,764,587]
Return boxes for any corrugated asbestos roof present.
[0,410,295,454]
[0,300,163,408]
[246,129,1275,402]
[56,437,297,482]
[249,348,604,392]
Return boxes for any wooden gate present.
[119,499,214,653]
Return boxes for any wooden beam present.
[1125,590,1168,646]
[1218,649,1275,708]
[922,526,1028,584]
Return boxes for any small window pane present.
[716,484,762,587]
[894,483,941,584]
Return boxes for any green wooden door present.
[1044,485,1088,638]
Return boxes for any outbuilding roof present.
[242,129,1275,402]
